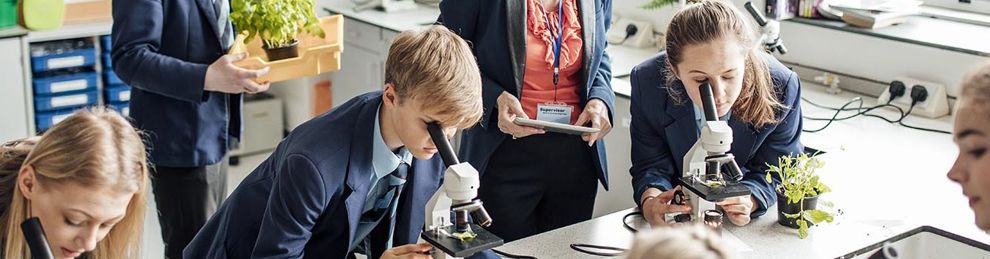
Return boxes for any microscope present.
[674,81,751,223]
[23,217,55,259]
[421,123,503,258]
[744,2,788,55]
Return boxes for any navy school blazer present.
[438,0,616,189]
[183,92,496,258]
[628,52,804,217]
[111,0,240,167]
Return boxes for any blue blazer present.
[439,0,616,189]
[184,92,496,259]
[628,52,804,217]
[111,0,240,167]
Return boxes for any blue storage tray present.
[104,85,130,103]
[31,48,97,73]
[102,52,112,68]
[100,35,111,53]
[32,72,97,95]
[104,71,123,86]
[34,90,98,112]
[35,109,78,131]
[109,102,129,117]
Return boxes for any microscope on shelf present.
[421,123,503,259]
[673,82,751,223]
[744,2,788,55]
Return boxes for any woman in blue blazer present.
[439,0,615,241]
[630,0,804,227]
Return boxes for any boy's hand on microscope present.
[641,186,692,227]
[382,243,433,259]
[717,195,757,226]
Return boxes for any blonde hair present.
[625,224,735,259]
[960,60,990,115]
[0,107,148,258]
[384,25,483,129]
[664,0,784,128]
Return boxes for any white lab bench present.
[496,83,986,258]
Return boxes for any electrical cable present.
[800,97,950,134]
[493,249,538,259]
[568,211,643,257]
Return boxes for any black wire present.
[569,244,626,257]
[800,97,949,134]
[567,211,643,257]
[493,249,538,259]
[802,97,867,133]
[623,211,642,233]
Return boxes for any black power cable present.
[800,96,950,134]
[493,249,538,259]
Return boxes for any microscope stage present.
[677,177,752,201]
[421,224,504,257]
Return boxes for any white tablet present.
[512,117,600,135]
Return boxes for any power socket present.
[606,18,654,48]
[877,77,950,118]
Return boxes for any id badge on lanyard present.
[536,0,572,125]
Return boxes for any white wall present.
[612,0,985,98]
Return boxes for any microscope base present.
[421,224,503,258]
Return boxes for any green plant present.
[230,0,325,49]
[765,153,835,238]
[640,0,701,10]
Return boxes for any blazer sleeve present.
[251,154,336,258]
[111,0,207,103]
[739,70,804,217]
[628,64,678,208]
[587,0,616,124]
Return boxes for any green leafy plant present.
[230,0,325,49]
[640,0,701,10]
[765,153,835,238]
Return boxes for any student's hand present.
[382,243,433,259]
[497,91,545,139]
[204,52,272,94]
[576,99,611,146]
[641,186,692,228]
[717,195,758,226]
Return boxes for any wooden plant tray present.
[228,15,344,83]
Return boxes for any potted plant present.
[230,0,325,61]
[641,0,698,9]
[765,153,835,238]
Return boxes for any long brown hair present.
[664,0,784,128]
[0,107,148,258]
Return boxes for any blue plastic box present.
[104,71,123,86]
[30,48,97,73]
[32,72,97,95]
[104,85,130,103]
[35,109,77,131]
[109,102,129,117]
[34,90,98,112]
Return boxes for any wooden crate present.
[64,0,111,24]
[228,15,344,83]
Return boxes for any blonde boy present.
[184,25,496,259]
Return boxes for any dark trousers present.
[151,157,228,259]
[479,133,598,242]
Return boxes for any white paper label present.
[119,91,130,101]
[47,56,86,69]
[52,114,71,125]
[50,95,88,108]
[49,79,88,93]
[122,107,129,117]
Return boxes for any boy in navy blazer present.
[184,26,497,259]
